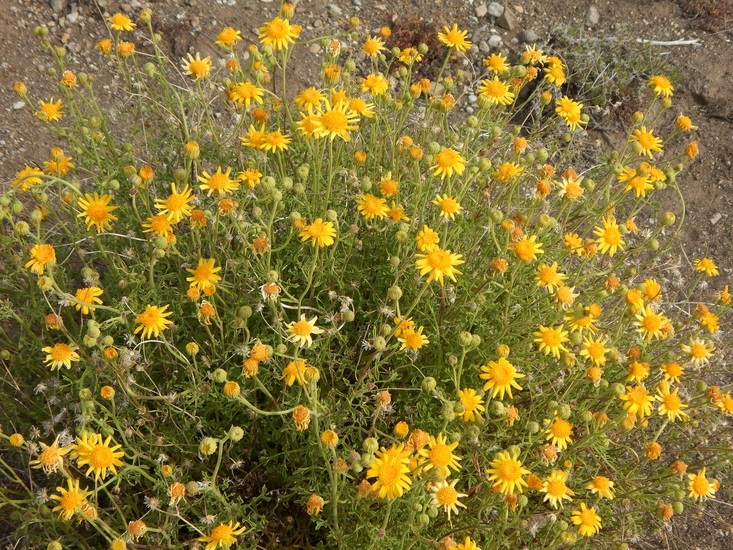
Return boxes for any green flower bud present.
[419,512,430,525]
[12,200,23,214]
[363,437,379,454]
[466,115,479,128]
[491,401,506,416]
[14,221,30,235]
[294,183,306,194]
[471,334,482,347]
[47,542,63,550]
[528,421,540,434]
[489,208,504,223]
[458,331,473,347]
[0,350,10,360]
[380,324,392,337]
[581,411,594,423]
[252,206,263,219]
[536,148,549,162]
[79,388,92,401]
[344,59,356,72]
[661,212,676,226]
[672,502,684,514]
[87,325,101,339]
[387,285,402,300]
[570,331,583,346]
[558,520,569,531]
[212,369,228,383]
[360,177,372,192]
[373,336,387,352]
[296,165,310,180]
[352,462,363,473]
[648,238,660,251]
[632,111,644,124]
[525,152,535,164]
[30,209,43,224]
[261,176,277,191]
[185,481,199,496]
[453,402,465,414]
[281,177,293,190]
[428,141,441,155]
[229,426,244,442]
[101,336,114,347]
[276,343,288,355]
[342,311,355,322]
[422,376,437,392]
[610,382,626,396]
[558,404,572,419]
[517,494,528,507]
[695,380,708,392]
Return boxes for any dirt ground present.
[1,0,733,547]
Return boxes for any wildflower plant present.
[1,6,731,549]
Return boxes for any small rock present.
[487,2,504,17]
[488,34,503,47]
[309,43,321,54]
[711,213,722,225]
[50,0,68,13]
[518,29,540,43]
[475,3,488,18]
[514,5,524,14]
[120,3,132,13]
[130,0,142,8]
[468,94,477,104]
[497,7,518,31]
[352,0,361,5]
[466,106,474,114]
[328,3,343,16]
[585,5,600,27]
[66,11,78,24]
[478,40,490,53]
[12,101,25,110]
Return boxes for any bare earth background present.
[1,0,732,547]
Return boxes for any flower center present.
[91,445,114,468]
[210,525,233,542]
[552,420,571,438]
[436,150,458,168]
[427,249,451,271]
[267,20,289,40]
[378,463,400,485]
[543,330,561,347]
[208,173,227,189]
[429,444,451,467]
[436,485,458,505]
[87,203,109,222]
[189,61,208,77]
[603,227,621,245]
[308,222,325,238]
[643,314,662,333]
[499,460,520,480]
[60,491,83,512]
[292,320,312,337]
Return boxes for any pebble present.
[66,11,78,24]
[328,4,343,16]
[352,0,361,5]
[711,213,722,225]
[468,94,477,104]
[12,101,25,110]
[309,43,321,54]
[488,34,502,47]
[497,7,518,31]
[585,5,600,27]
[466,106,474,114]
[478,40,490,53]
[518,29,540,43]
[514,5,524,14]
[475,3,488,18]
[50,0,68,13]
[487,2,504,17]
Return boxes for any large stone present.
[518,29,540,43]
[488,34,503,47]
[475,3,488,18]
[50,0,68,13]
[585,5,600,27]
[487,2,505,18]
[497,7,518,31]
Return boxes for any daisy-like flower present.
[43,149,74,176]
[51,479,88,520]
[117,41,135,57]
[536,262,567,293]
[419,433,461,478]
[415,246,464,286]
[25,243,56,275]
[142,214,174,238]
[484,53,509,73]
[281,360,309,386]
[182,53,211,80]
[107,13,135,31]
[215,27,242,48]
[656,382,689,422]
[397,326,429,351]
[486,449,530,495]
[198,521,247,550]
[455,537,480,550]
[261,130,292,152]
[73,432,125,481]
[457,388,485,422]
[634,305,670,342]
[379,172,399,196]
[438,24,472,52]
[546,417,574,450]
[555,96,586,131]
[477,77,515,106]
[587,476,615,499]
[12,165,44,192]
[77,193,118,233]
[240,124,266,149]
[415,225,440,252]
[430,147,466,179]
[238,168,263,189]
[557,175,584,201]
[229,81,264,109]
[579,335,608,367]
[480,357,525,400]
[493,161,524,182]
[648,75,674,98]
[688,468,716,502]
[312,99,360,141]
[299,218,336,247]
[619,385,655,419]
[362,36,386,57]
[694,257,719,276]
[155,183,193,222]
[534,324,569,358]
[661,362,684,383]
[432,194,461,220]
[430,479,467,519]
[30,437,71,474]
[134,304,174,339]
[187,258,222,292]
[258,17,299,51]
[42,342,80,371]
[618,166,654,198]
[544,63,566,86]
[295,87,326,110]
[366,444,412,499]
[510,235,544,262]
[361,73,389,96]
[572,503,602,537]
[630,126,663,158]
[198,167,240,196]
[286,315,324,348]
[541,470,574,508]
[681,337,714,367]
[593,216,624,257]
[386,202,409,222]
[74,287,103,315]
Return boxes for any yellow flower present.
[571,503,602,537]
[546,417,574,450]
[36,97,64,123]
[73,432,125,481]
[310,99,360,141]
[536,262,567,293]
[215,27,242,48]
[484,53,509,73]
[432,194,461,220]
[438,24,472,52]
[688,467,716,502]
[198,521,247,550]
[477,77,515,106]
[134,304,174,339]
[397,326,429,351]
[457,388,485,422]
[155,183,193,222]
[493,161,524,182]
[186,258,222,292]
[182,53,211,80]
[544,64,566,86]
[480,357,525,400]
[77,193,118,233]
[415,246,464,286]
[74,286,104,314]
[486,449,530,495]
[534,324,569,358]
[629,126,663,158]
[694,257,718,276]
[362,36,386,57]
[117,41,135,57]
[198,167,240,196]
[366,444,412,499]
[361,73,389,96]
[379,172,399,196]
[107,13,136,31]
[648,75,674,97]
[281,359,309,386]
[430,479,467,519]
[618,166,653,198]
[386,201,409,222]
[307,494,325,515]
[415,225,440,251]
[541,470,574,508]
[418,433,461,478]
[555,96,585,131]
[299,218,336,247]
[619,385,655,419]
[431,147,466,179]
[681,337,714,367]
[286,314,324,348]
[229,81,264,109]
[511,235,544,262]
[261,130,292,152]
[12,165,44,192]
[240,124,266,149]
[259,17,299,51]
[634,305,670,342]
[51,478,89,520]
[656,382,689,422]
[30,437,71,474]
[587,476,615,499]
[579,335,607,367]
[294,87,326,110]
[42,342,80,371]
[25,243,56,275]
[593,216,624,257]
[142,214,174,238]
